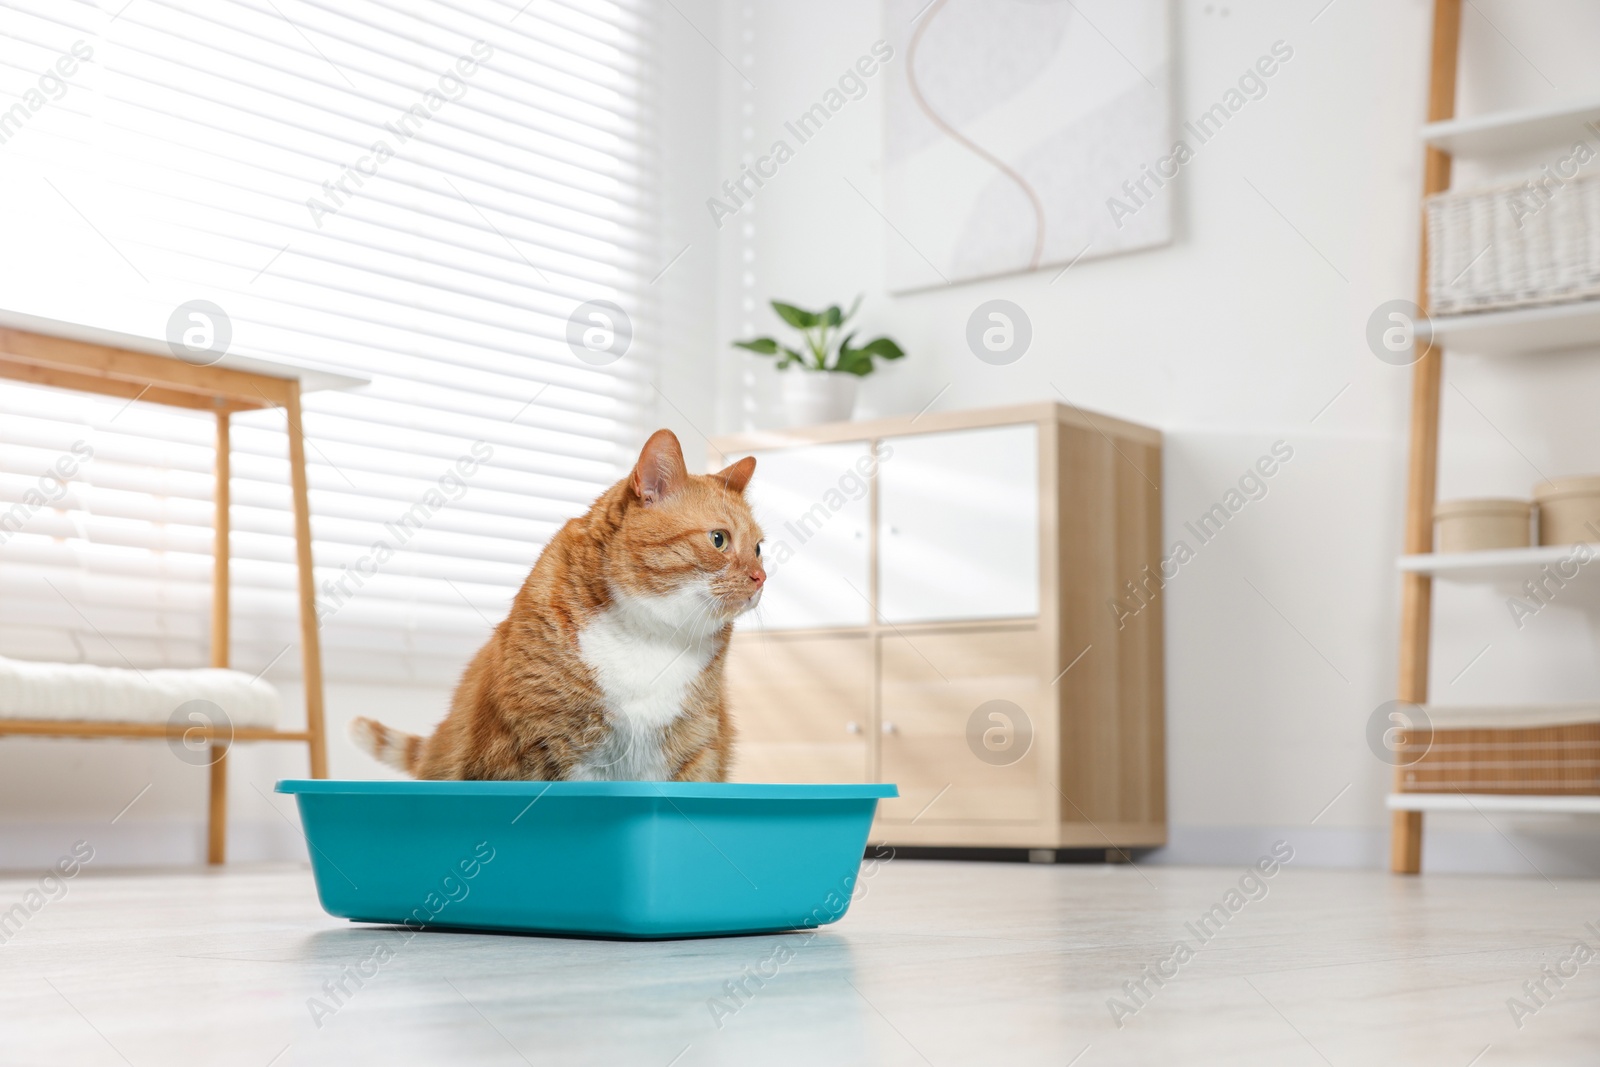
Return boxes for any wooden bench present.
[0,310,364,863]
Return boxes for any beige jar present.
[1434,498,1532,553]
[1533,477,1600,546]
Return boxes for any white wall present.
[676,0,1600,874]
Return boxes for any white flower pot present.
[780,372,858,427]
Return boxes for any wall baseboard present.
[1147,820,1600,878]
[0,820,308,873]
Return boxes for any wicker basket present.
[1426,171,1600,315]
[1396,720,1600,795]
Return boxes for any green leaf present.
[831,331,858,370]
[841,293,863,324]
[855,336,905,361]
[776,346,807,370]
[771,301,820,329]
[733,337,779,355]
[823,304,844,327]
[834,348,875,376]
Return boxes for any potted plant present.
[733,297,905,426]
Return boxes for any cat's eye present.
[709,530,729,551]
[755,541,763,558]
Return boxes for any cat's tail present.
[349,717,423,775]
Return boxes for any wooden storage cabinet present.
[713,402,1165,853]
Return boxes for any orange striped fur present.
[350,430,763,782]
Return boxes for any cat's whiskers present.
[664,586,720,646]
[689,592,732,641]
[666,566,759,646]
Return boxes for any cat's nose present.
[748,567,766,588]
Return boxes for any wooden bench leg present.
[211,411,231,866]
[286,386,329,780]
[208,747,228,865]
[1390,809,1422,873]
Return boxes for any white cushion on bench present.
[0,655,281,728]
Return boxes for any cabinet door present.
[877,627,1043,823]
[733,442,874,631]
[877,424,1039,624]
[725,633,871,784]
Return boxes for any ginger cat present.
[351,429,764,782]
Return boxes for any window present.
[0,0,658,684]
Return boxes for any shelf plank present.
[1429,300,1600,356]
[1421,97,1600,157]
[1397,544,1596,583]
[1389,792,1600,815]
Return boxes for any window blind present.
[0,0,659,685]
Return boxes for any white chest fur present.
[573,584,718,781]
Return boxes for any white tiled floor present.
[2,859,1596,1065]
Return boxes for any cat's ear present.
[713,456,756,494]
[631,429,688,506]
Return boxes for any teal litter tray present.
[275,779,897,939]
